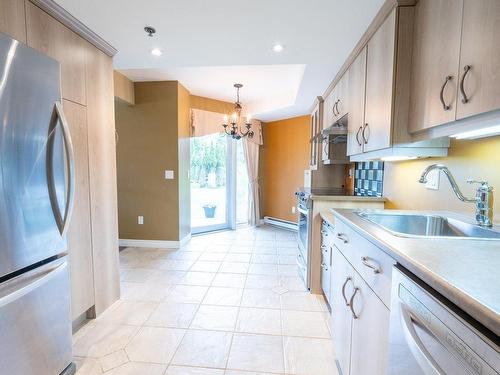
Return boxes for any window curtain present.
[243,119,263,226]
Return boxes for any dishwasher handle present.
[399,303,445,375]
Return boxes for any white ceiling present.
[55,0,384,121]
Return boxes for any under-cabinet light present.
[451,125,500,140]
[380,156,418,162]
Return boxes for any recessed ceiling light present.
[273,44,284,53]
[150,48,163,56]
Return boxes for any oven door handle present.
[297,207,309,215]
[399,303,444,375]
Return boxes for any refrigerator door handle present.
[0,260,67,308]
[46,101,75,236]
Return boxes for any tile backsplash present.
[354,162,384,197]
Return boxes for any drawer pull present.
[321,263,328,271]
[361,256,381,274]
[341,276,352,306]
[349,287,360,319]
[336,233,349,244]
[321,230,328,236]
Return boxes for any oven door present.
[297,206,309,254]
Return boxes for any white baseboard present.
[263,216,298,231]
[119,234,191,249]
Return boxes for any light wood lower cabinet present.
[331,247,355,375]
[25,1,87,106]
[63,99,95,320]
[457,0,500,120]
[331,244,391,375]
[0,0,26,42]
[85,43,120,317]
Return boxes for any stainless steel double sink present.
[356,211,500,240]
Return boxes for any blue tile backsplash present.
[354,162,384,197]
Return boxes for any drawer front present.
[333,219,395,307]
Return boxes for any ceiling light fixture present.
[451,124,500,140]
[144,26,156,37]
[273,43,284,53]
[222,84,254,140]
[150,48,162,56]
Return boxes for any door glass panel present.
[190,133,228,232]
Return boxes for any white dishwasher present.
[388,266,500,375]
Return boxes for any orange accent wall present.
[260,115,310,222]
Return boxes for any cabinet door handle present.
[336,99,341,116]
[336,233,349,244]
[341,276,352,306]
[355,126,363,146]
[361,256,382,274]
[321,263,328,271]
[439,75,453,110]
[362,123,369,144]
[460,65,472,104]
[349,287,360,319]
[333,100,339,116]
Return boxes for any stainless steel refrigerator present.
[0,32,75,375]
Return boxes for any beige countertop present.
[321,208,500,337]
[310,195,386,202]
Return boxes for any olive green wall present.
[116,81,182,241]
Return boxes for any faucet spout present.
[418,164,475,203]
[418,164,494,227]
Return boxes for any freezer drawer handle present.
[399,303,444,375]
[46,101,76,236]
[0,261,66,308]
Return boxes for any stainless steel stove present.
[294,187,347,289]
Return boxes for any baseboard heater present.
[263,216,298,231]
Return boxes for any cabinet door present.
[331,247,355,375]
[26,2,87,105]
[63,100,95,320]
[336,72,349,120]
[85,44,120,316]
[0,0,26,42]
[457,0,500,120]
[323,87,337,129]
[409,0,463,132]
[349,273,390,375]
[364,9,396,153]
[347,47,367,156]
[309,105,319,169]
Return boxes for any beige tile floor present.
[73,225,337,375]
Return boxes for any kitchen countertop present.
[321,209,500,337]
[311,195,386,202]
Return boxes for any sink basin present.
[356,211,500,240]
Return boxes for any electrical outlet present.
[138,215,144,225]
[165,170,175,180]
[291,206,296,214]
[425,169,440,190]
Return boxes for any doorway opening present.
[190,132,249,234]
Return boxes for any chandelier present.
[222,83,254,140]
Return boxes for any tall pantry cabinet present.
[0,0,120,320]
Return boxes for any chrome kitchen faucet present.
[419,164,494,227]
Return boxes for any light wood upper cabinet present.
[323,72,349,129]
[26,1,87,105]
[456,0,500,120]
[363,9,396,153]
[309,100,321,169]
[347,47,367,156]
[63,99,95,320]
[0,0,26,43]
[85,43,120,316]
[408,0,463,133]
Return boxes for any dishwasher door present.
[388,266,500,375]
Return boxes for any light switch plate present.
[138,216,144,225]
[165,170,175,180]
[425,169,440,190]
[291,206,296,214]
